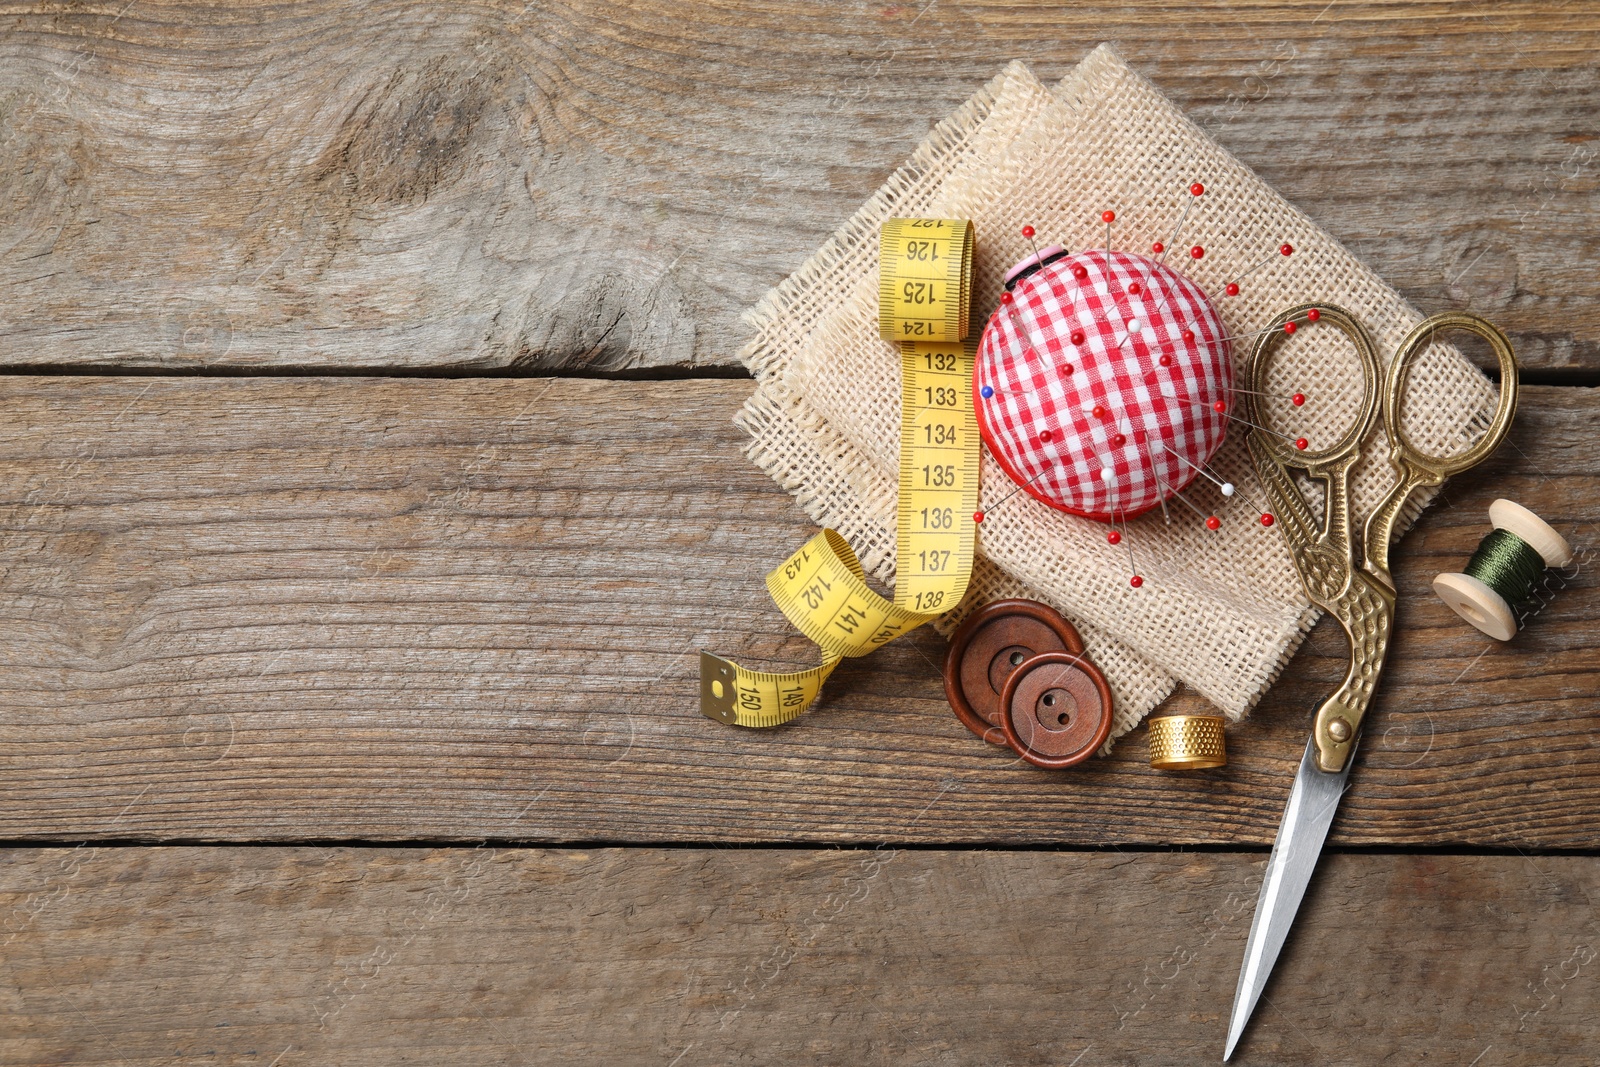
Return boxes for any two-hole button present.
[996,650,1114,769]
[942,598,1113,767]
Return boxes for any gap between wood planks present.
[6,837,1600,857]
[0,363,760,381]
[0,365,1595,385]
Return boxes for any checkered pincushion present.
[973,249,1231,521]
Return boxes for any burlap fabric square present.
[738,45,1496,744]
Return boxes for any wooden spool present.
[1432,499,1573,641]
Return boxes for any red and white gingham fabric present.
[973,249,1231,521]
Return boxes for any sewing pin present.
[1203,308,1321,348]
[1159,443,1276,527]
[1108,494,1143,589]
[1212,464,1277,526]
[1229,385,1308,406]
[1154,182,1205,267]
[1162,392,1310,451]
[1223,243,1294,296]
[996,291,1042,360]
[998,292,1076,379]
[972,461,1055,523]
[1146,440,1219,530]
[1139,430,1172,526]
[1020,224,1045,270]
[1159,441,1230,494]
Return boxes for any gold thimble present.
[1148,714,1227,770]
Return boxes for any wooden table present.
[1,2,1596,1063]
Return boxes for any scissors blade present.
[1223,737,1354,1061]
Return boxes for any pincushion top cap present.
[1004,244,1066,288]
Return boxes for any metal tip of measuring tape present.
[698,652,741,725]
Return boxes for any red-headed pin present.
[974,464,1056,523]
[1155,180,1206,264]
[1221,242,1295,297]
[1164,390,1310,448]
[998,290,1043,359]
[1230,385,1310,406]
[1109,497,1143,588]
[1204,315,1320,348]
[1020,224,1044,270]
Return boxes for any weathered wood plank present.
[0,1,1594,373]
[1,846,1596,1065]
[0,376,1592,845]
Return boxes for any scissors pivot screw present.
[1326,717,1352,743]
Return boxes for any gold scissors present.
[1225,304,1519,1060]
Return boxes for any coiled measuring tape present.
[701,218,980,727]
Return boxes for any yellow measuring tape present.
[701,218,980,727]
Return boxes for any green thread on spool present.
[1463,527,1547,608]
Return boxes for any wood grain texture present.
[0,1,1595,373]
[0,376,1593,846]
[2,846,1597,1065]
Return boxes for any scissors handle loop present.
[1244,303,1382,475]
[1246,305,1518,772]
[1363,312,1520,584]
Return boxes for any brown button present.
[997,650,1114,769]
[943,599,1085,745]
